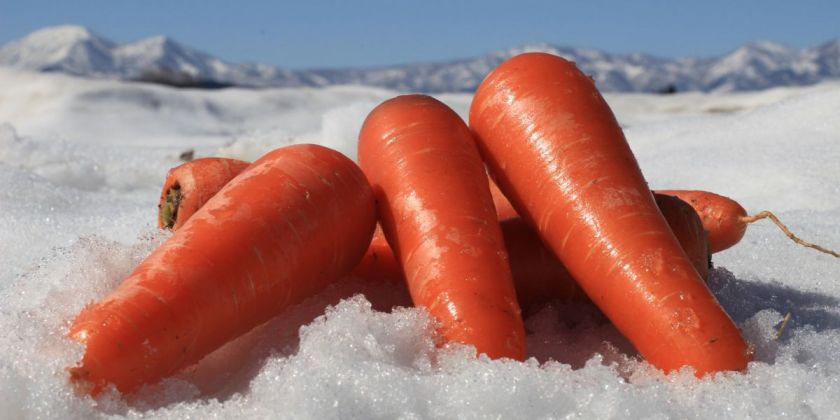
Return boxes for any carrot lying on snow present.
[158,157,250,230]
[358,94,526,360]
[69,144,376,394]
[470,52,750,375]
[658,190,840,257]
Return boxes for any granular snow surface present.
[1,68,839,419]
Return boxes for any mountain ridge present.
[1,25,838,92]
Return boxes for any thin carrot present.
[656,190,747,253]
[657,190,840,257]
[158,157,250,230]
[470,52,750,375]
[358,94,526,361]
[69,144,376,394]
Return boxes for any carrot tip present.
[68,366,87,382]
[742,211,840,258]
[68,365,101,396]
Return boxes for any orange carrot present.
[653,194,710,279]
[158,157,250,230]
[470,52,750,375]
[69,144,376,394]
[657,190,748,253]
[358,94,526,360]
[657,190,840,257]
[507,193,710,309]
[498,217,585,308]
[155,160,402,283]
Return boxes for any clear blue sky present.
[1,0,838,69]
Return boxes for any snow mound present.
[1,72,839,418]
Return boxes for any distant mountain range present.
[1,25,839,93]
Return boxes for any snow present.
[1,68,839,419]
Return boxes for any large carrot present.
[358,94,526,361]
[69,144,376,394]
[470,52,750,375]
[658,190,840,257]
[158,157,250,230]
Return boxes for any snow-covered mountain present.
[1,25,839,92]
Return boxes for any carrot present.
[358,94,526,361]
[470,52,750,375]
[498,217,586,308]
[656,190,746,253]
[509,193,710,309]
[657,190,840,257]
[653,194,711,278]
[158,157,251,230]
[493,180,709,277]
[69,144,376,394]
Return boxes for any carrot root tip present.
[741,211,840,258]
[776,312,792,340]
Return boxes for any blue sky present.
[1,0,838,69]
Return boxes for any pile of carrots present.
[67,52,837,395]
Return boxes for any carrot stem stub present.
[159,184,182,229]
[157,157,251,231]
[70,144,376,394]
[470,53,751,375]
[358,95,526,361]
